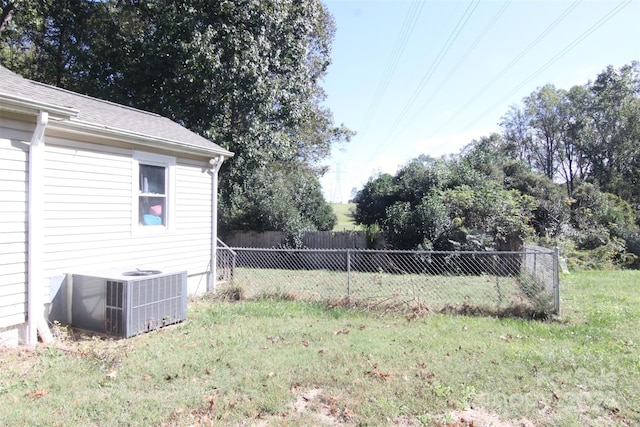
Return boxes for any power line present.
[359,0,425,139]
[424,0,583,139]
[459,0,632,132]
[404,0,513,130]
[381,0,480,145]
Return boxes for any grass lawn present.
[1,270,639,426]
[331,203,358,231]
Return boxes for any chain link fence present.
[216,247,559,317]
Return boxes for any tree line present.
[1,0,352,243]
[3,1,638,266]
[354,62,640,269]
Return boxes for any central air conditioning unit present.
[70,268,187,338]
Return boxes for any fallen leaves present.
[26,387,49,401]
[416,368,437,385]
[365,361,392,379]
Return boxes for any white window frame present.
[132,151,176,233]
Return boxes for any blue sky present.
[319,0,640,203]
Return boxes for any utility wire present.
[425,0,583,139]
[460,0,632,131]
[404,0,512,130]
[359,0,425,139]
[381,0,480,145]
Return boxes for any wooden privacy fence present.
[222,230,372,249]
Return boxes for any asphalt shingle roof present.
[0,66,232,157]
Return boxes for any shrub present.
[213,286,245,302]
[518,272,555,314]
[623,232,640,268]
[562,238,634,270]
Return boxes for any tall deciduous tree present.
[523,84,565,180]
[582,62,640,206]
[500,63,640,206]
[500,105,534,167]
[1,0,351,236]
[556,84,590,196]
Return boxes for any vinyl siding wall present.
[0,116,30,330]
[42,136,213,296]
[1,113,214,337]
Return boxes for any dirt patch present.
[451,409,536,427]
[290,387,354,425]
[274,391,538,426]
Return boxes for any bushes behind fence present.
[233,249,524,277]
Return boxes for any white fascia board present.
[0,93,78,120]
[49,118,234,158]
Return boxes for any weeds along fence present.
[216,247,560,317]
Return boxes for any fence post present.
[347,249,352,298]
[231,250,236,283]
[553,247,560,315]
[494,254,502,304]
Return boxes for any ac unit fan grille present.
[72,271,187,338]
[106,280,124,335]
[128,274,183,335]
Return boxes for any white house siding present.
[0,113,215,344]
[175,158,213,290]
[0,116,30,332]
[41,137,213,298]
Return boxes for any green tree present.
[551,85,582,197]
[500,104,534,167]
[454,133,507,187]
[522,84,565,180]
[354,154,534,251]
[221,163,336,235]
[382,196,451,251]
[503,162,569,239]
[500,63,640,205]
[353,173,397,228]
[393,155,450,205]
[441,182,533,250]
[581,62,640,207]
[566,183,638,267]
[1,0,114,87]
[1,0,351,234]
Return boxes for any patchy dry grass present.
[229,264,558,322]
[1,270,638,426]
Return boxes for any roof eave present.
[0,93,79,120]
[0,93,234,158]
[50,119,234,158]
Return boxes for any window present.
[133,151,175,229]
